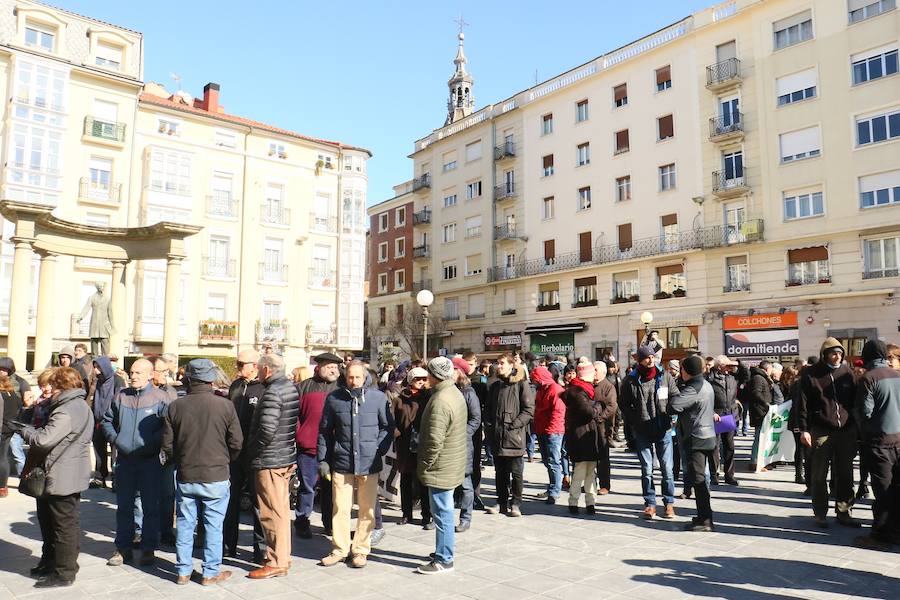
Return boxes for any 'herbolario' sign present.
[723,312,799,357]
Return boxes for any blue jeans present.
[9,433,25,475]
[295,452,318,519]
[526,425,536,458]
[458,474,474,525]
[159,464,176,539]
[176,480,230,578]
[634,428,675,506]
[429,488,455,565]
[115,455,161,550]
[538,433,563,498]
[751,427,762,465]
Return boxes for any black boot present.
[294,517,312,539]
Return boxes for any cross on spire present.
[453,13,469,35]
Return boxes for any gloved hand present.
[318,461,331,481]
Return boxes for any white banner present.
[754,400,796,471]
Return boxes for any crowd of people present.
[0,336,898,588]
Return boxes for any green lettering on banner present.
[529,332,575,355]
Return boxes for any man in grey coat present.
[667,355,717,532]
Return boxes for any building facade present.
[0,0,369,368]
[379,0,900,364]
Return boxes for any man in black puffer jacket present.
[707,355,739,486]
[246,354,299,580]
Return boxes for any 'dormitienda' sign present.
[484,332,523,351]
[723,312,799,357]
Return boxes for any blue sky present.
[64,1,712,205]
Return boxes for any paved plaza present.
[1,438,898,600]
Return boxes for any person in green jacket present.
[416,356,467,575]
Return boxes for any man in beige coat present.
[416,356,467,575]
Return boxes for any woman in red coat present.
[530,367,565,504]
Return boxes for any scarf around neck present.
[570,377,595,399]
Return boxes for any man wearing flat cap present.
[162,358,243,585]
[293,352,342,539]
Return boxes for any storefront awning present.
[524,322,586,334]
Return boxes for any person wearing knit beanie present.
[427,357,454,382]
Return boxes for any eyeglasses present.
[412,377,427,382]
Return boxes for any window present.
[576,100,589,122]
[262,301,282,327]
[849,0,896,24]
[784,190,825,220]
[859,170,900,208]
[574,276,597,306]
[852,45,899,84]
[444,297,459,320]
[377,242,388,262]
[24,21,55,52]
[773,10,813,50]
[443,160,457,172]
[864,236,900,278]
[725,255,750,291]
[396,304,404,322]
[788,246,830,285]
[442,223,456,243]
[206,294,227,321]
[149,149,191,195]
[467,293,485,318]
[465,254,483,276]
[578,187,592,211]
[615,129,629,154]
[776,67,817,105]
[443,193,457,208]
[657,114,674,140]
[317,153,333,168]
[95,40,123,69]
[14,59,66,114]
[394,237,406,258]
[618,223,633,252]
[543,239,556,265]
[394,269,406,291]
[542,154,554,177]
[576,142,590,166]
[442,151,457,172]
[542,196,555,220]
[378,307,386,326]
[465,181,482,200]
[377,273,388,293]
[395,207,406,226]
[661,214,678,244]
[207,236,231,276]
[656,264,686,296]
[579,231,593,263]
[442,263,457,281]
[656,65,672,91]
[616,176,632,202]
[659,163,677,191]
[780,126,821,162]
[856,108,900,145]
[613,84,628,107]
[214,129,237,148]
[538,282,560,310]
[465,216,482,238]
[503,288,516,313]
[542,113,553,135]
[87,157,113,196]
[465,140,481,162]
[311,244,331,283]
[613,271,640,300]
[378,213,388,232]
[261,238,285,281]
[722,151,744,183]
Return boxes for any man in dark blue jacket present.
[101,358,170,567]
[90,356,123,489]
[318,361,394,569]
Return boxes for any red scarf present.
[637,364,659,382]
[569,377,595,399]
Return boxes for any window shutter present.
[656,264,684,276]
[660,213,678,227]
[780,126,821,158]
[716,41,737,62]
[852,43,897,63]
[773,10,812,32]
[658,115,674,138]
[544,239,556,261]
[848,0,871,10]
[543,155,554,168]
[579,232,592,262]
[618,223,633,251]
[614,84,627,101]
[574,276,597,287]
[776,68,817,96]
[788,246,828,263]
[656,65,671,85]
[859,170,900,192]
[616,129,629,150]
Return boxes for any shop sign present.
[484,332,523,351]
[529,332,575,355]
[723,312,798,331]
[723,312,799,357]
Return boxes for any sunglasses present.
[412,377,428,382]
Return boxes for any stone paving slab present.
[1,437,899,599]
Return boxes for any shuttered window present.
[615,129,630,153]
[788,246,828,263]
[544,239,556,263]
[613,84,628,107]
[658,114,674,140]
[661,213,678,227]
[579,232,592,263]
[656,65,672,91]
[618,223,633,251]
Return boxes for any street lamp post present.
[416,289,434,361]
[640,311,654,338]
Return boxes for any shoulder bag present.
[20,409,92,499]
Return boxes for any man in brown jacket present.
[593,361,618,494]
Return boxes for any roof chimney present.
[201,82,220,113]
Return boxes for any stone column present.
[162,255,182,355]
[6,237,34,369]
[109,260,128,358]
[32,251,58,371]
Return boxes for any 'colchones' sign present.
[723,312,799,357]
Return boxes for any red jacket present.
[531,367,565,435]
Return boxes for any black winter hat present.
[682,355,705,377]
[861,339,888,364]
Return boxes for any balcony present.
[706,57,742,91]
[494,183,517,202]
[653,288,687,301]
[206,194,239,219]
[307,326,335,346]
[309,213,338,234]
[445,314,460,321]
[494,141,516,161]
[494,224,519,241]
[863,268,899,280]
[259,262,288,284]
[489,220,764,282]
[413,244,430,259]
[501,308,517,316]
[198,320,238,345]
[724,281,751,293]
[413,208,432,225]
[465,312,485,320]
[786,272,831,287]
[712,170,750,198]
[412,173,431,192]
[572,299,599,309]
[260,204,291,226]
[709,113,744,143]
[83,116,126,143]
[308,268,337,288]
[611,295,640,305]
[413,279,433,293]
[78,178,121,205]
[203,257,236,278]
[256,320,288,344]
[536,303,560,312]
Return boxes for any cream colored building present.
[388,0,900,364]
[0,0,369,369]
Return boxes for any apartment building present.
[386,0,900,363]
[0,0,369,368]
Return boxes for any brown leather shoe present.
[598,488,609,495]
[319,553,347,567]
[202,570,233,586]
[643,505,656,519]
[664,505,676,519]
[176,575,191,585]
[0,487,8,498]
[248,566,288,579]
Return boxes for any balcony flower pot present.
[786,281,801,287]
[818,278,831,284]
[628,295,640,303]
[501,309,516,316]
[672,288,687,298]
[653,292,672,300]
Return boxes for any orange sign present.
[723,312,798,331]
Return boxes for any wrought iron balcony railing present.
[413,208,432,225]
[412,173,431,191]
[413,244,430,259]
[494,141,516,160]
[706,58,741,89]
[308,268,337,288]
[494,183,517,201]
[259,262,288,283]
[863,268,899,280]
[199,320,238,343]
[786,272,831,287]
[309,213,338,233]
[413,279,433,293]
[494,224,519,241]
[709,113,744,140]
[260,204,291,226]
[78,178,121,204]
[203,257,236,278]
[206,194,239,218]
[712,170,749,196]
[83,116,126,142]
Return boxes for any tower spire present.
[446,17,474,126]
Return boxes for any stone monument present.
[78,281,114,355]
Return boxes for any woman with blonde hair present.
[0,372,22,497]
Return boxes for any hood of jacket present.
[500,367,526,385]
[93,356,114,381]
[52,386,87,409]
[0,356,16,375]
[820,337,845,358]
[530,366,556,387]
[750,366,771,381]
